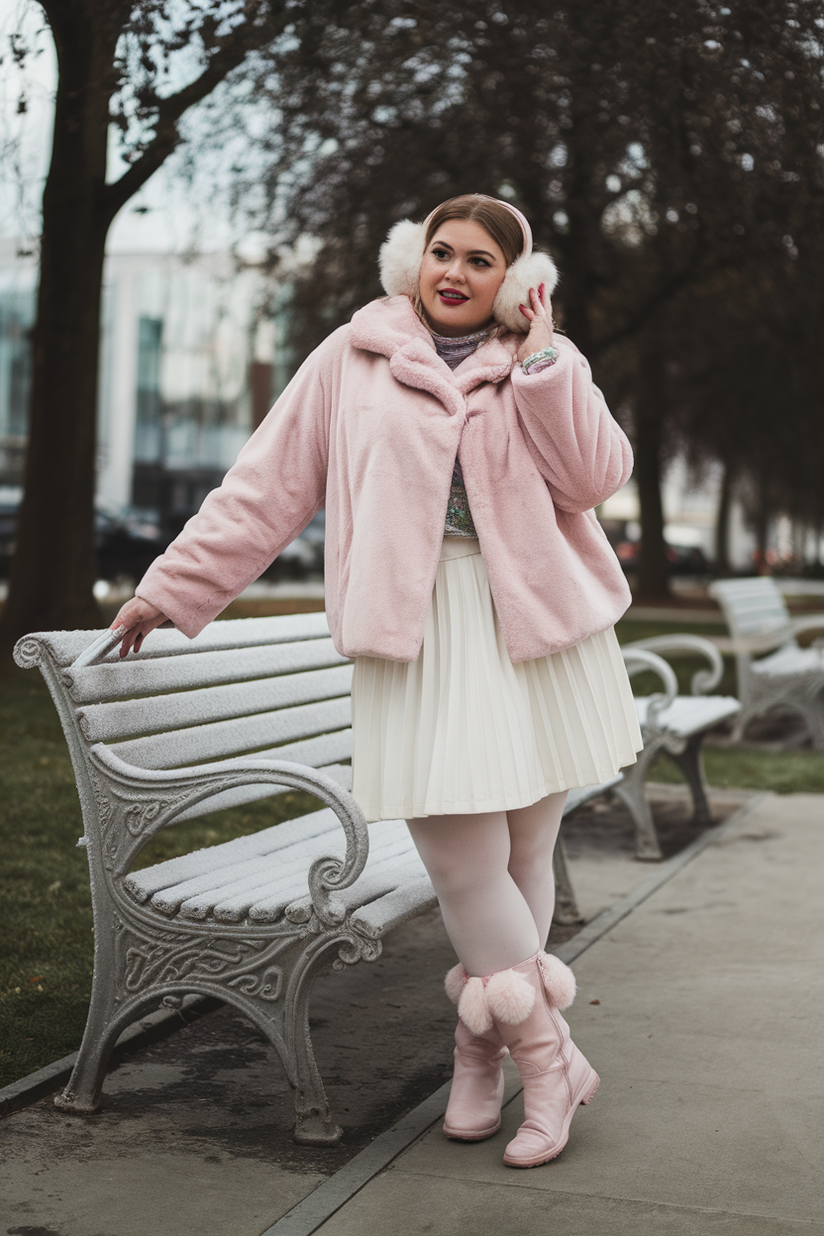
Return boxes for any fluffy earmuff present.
[491,250,559,334]
[379,220,427,300]
[378,218,559,335]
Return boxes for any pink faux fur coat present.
[136,295,633,663]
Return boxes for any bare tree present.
[0,0,289,656]
[244,0,824,594]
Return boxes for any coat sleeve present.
[134,330,341,637]
[511,338,633,514]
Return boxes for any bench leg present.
[552,838,583,926]
[614,763,663,861]
[54,981,148,1114]
[54,912,127,1113]
[287,942,350,1146]
[734,693,824,751]
[665,733,711,825]
[793,695,824,751]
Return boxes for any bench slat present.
[64,638,348,703]
[208,825,416,923]
[709,580,792,636]
[30,613,333,668]
[172,761,352,822]
[278,852,427,925]
[108,697,352,768]
[350,877,439,939]
[177,844,345,920]
[161,826,356,917]
[78,664,353,741]
[634,695,740,733]
[133,816,416,924]
[754,645,824,675]
[124,807,341,902]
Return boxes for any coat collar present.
[349,296,518,412]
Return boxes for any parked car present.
[94,509,170,582]
[613,535,710,576]
[0,490,170,581]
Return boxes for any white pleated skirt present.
[351,537,643,822]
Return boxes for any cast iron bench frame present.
[15,618,680,1144]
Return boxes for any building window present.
[0,291,34,484]
[134,315,163,464]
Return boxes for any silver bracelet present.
[521,346,559,373]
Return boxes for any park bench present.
[708,576,824,749]
[617,635,741,860]
[16,616,676,1145]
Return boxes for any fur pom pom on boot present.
[444,961,468,1006]
[446,959,536,1037]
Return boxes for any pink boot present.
[454,951,599,1168]
[442,964,506,1140]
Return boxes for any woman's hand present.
[516,283,554,363]
[110,597,171,657]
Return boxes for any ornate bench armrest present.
[620,647,678,728]
[89,746,369,927]
[623,633,724,695]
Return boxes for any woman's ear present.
[379,219,427,297]
[492,251,559,333]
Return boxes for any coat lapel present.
[349,296,517,416]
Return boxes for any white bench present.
[15,615,653,1144]
[709,577,824,748]
[618,636,741,860]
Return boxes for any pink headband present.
[423,196,533,260]
[495,200,533,257]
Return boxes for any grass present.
[1,608,822,1089]
[647,745,824,794]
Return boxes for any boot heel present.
[579,1071,600,1106]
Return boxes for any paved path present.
[1,791,821,1235]
[307,792,824,1236]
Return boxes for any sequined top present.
[431,327,495,537]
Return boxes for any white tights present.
[406,792,567,977]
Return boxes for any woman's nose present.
[446,258,465,281]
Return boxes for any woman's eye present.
[471,257,490,267]
[433,248,449,259]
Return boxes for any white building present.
[0,240,284,534]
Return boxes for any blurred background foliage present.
[2,0,824,650]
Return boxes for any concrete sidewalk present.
[1,789,821,1235]
[304,791,824,1236]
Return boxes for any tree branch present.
[102,4,285,222]
[592,260,706,357]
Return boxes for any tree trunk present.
[0,9,122,658]
[634,350,671,598]
[714,459,733,574]
[752,476,771,574]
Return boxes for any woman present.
[112,195,642,1168]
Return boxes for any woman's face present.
[418,219,509,336]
